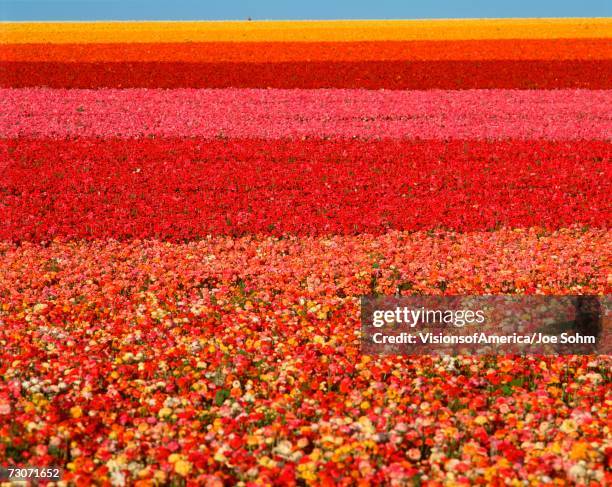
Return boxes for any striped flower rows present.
[0,18,611,486]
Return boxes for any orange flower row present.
[2,38,611,62]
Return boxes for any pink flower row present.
[1,88,610,140]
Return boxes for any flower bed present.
[1,18,610,486]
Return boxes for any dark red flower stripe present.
[2,60,611,89]
[1,138,610,241]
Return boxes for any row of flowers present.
[2,138,609,240]
[2,39,610,63]
[4,19,608,43]
[2,88,611,139]
[0,231,610,485]
[2,60,611,90]
[1,229,609,301]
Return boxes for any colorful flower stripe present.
[3,60,611,89]
[2,138,610,241]
[4,39,612,62]
[1,230,610,301]
[3,88,610,140]
[0,232,610,485]
[3,19,610,44]
[3,21,608,89]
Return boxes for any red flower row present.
[2,138,610,241]
[2,60,611,89]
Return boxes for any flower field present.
[0,18,611,486]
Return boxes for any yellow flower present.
[174,459,192,477]
[258,456,277,468]
[474,415,488,425]
[168,453,181,463]
[297,462,317,482]
[158,407,172,418]
[247,435,260,446]
[154,470,167,483]
[560,419,577,434]
[70,406,83,419]
[358,416,375,434]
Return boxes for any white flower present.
[110,470,126,487]
[273,440,293,458]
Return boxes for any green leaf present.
[214,389,230,406]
